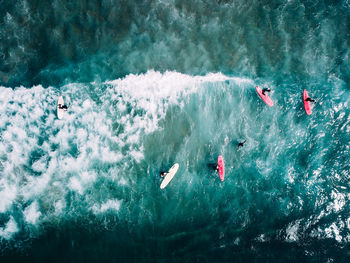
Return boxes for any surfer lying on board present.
[238,140,246,149]
[58,104,68,110]
[305,97,316,103]
[262,88,271,95]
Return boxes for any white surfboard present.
[160,163,179,189]
[57,96,65,119]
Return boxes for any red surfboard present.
[217,155,225,181]
[303,89,312,115]
[256,86,273,107]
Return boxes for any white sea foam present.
[0,181,17,213]
[23,201,42,224]
[21,173,51,201]
[285,220,302,242]
[286,166,296,183]
[91,199,122,214]
[325,223,343,242]
[0,71,255,239]
[54,200,65,215]
[106,70,247,134]
[68,171,97,195]
[346,217,350,230]
[326,190,346,213]
[118,177,127,185]
[31,156,48,173]
[69,177,84,195]
[0,216,18,240]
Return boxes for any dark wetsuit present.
[238,140,246,148]
[262,88,271,95]
[305,98,316,103]
[58,104,68,110]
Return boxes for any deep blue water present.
[0,0,350,262]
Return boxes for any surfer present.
[305,97,316,103]
[238,140,246,149]
[160,163,179,189]
[58,104,68,110]
[262,88,271,95]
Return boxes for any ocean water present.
[0,0,350,262]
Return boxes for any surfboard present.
[57,96,65,119]
[303,89,312,115]
[160,163,179,189]
[218,155,224,182]
[256,86,273,107]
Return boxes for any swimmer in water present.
[238,140,246,149]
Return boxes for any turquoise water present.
[1,0,350,262]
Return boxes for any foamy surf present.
[0,68,348,263]
[0,70,251,241]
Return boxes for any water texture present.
[1,0,350,86]
[0,0,350,262]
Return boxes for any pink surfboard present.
[217,155,225,182]
[303,89,312,115]
[256,86,273,107]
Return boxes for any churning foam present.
[0,71,249,240]
[0,216,18,240]
[91,199,122,214]
[0,70,348,246]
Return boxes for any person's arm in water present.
[305,98,316,103]
[262,88,271,95]
[160,172,167,178]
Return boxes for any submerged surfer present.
[238,140,246,149]
[262,88,271,95]
[305,97,316,103]
[160,172,167,178]
[58,104,68,110]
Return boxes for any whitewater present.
[1,70,349,262]
[1,0,350,262]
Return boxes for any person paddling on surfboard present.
[256,86,274,106]
[58,104,68,110]
[160,164,179,189]
[305,97,316,103]
[261,88,271,95]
